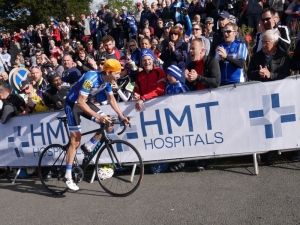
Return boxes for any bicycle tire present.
[95,140,144,197]
[38,144,68,195]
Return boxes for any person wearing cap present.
[42,71,69,110]
[0,81,28,124]
[19,80,49,113]
[133,48,166,110]
[63,58,130,191]
[204,17,215,42]
[135,2,144,24]
[209,11,242,57]
[165,65,189,95]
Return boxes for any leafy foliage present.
[96,0,136,13]
[0,0,92,31]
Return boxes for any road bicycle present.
[38,116,144,197]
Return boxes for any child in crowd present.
[165,65,189,95]
[150,65,190,174]
[164,65,189,172]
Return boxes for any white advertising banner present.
[1,77,300,166]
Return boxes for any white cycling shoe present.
[64,177,80,191]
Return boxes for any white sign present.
[1,77,300,166]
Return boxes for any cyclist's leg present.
[81,101,106,152]
[64,101,82,191]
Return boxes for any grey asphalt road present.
[0,162,300,225]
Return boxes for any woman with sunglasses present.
[160,26,187,80]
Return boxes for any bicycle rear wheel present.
[38,144,68,195]
[95,140,144,197]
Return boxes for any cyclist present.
[64,58,130,191]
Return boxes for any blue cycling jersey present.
[215,40,248,84]
[66,71,113,103]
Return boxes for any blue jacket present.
[165,82,189,95]
[215,40,247,84]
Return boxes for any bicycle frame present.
[58,117,127,172]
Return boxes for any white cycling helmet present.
[121,6,127,11]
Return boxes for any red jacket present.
[134,67,166,100]
[52,28,61,42]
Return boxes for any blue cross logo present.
[249,93,296,139]
[8,126,29,158]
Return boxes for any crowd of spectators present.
[1,0,300,173]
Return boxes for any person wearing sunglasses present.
[209,11,243,57]
[154,18,164,40]
[253,8,290,53]
[19,80,49,113]
[160,26,187,79]
[215,22,247,86]
[189,24,210,56]
[0,82,28,124]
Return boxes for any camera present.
[178,7,188,15]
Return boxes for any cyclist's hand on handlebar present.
[97,115,112,124]
[121,117,130,126]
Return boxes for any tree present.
[96,0,136,13]
[0,0,92,31]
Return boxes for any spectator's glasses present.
[192,28,201,31]
[261,17,271,22]
[129,44,136,47]
[21,86,30,93]
[223,30,235,34]
[30,65,40,70]
[170,33,179,36]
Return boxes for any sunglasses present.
[170,33,178,35]
[22,85,30,93]
[192,28,201,31]
[30,65,40,70]
[223,30,235,34]
[261,17,271,22]
[129,44,135,47]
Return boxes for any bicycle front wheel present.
[38,144,68,195]
[95,140,144,197]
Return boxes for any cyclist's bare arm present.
[106,93,130,125]
[77,94,110,123]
